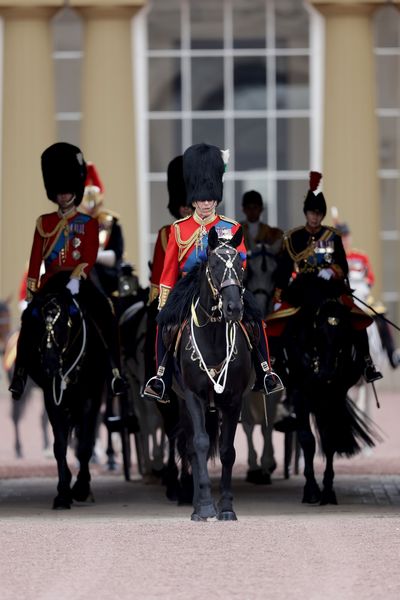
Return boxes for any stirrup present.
[142,376,169,404]
[111,369,128,396]
[263,371,285,396]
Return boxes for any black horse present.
[160,227,253,521]
[24,274,107,509]
[272,276,380,505]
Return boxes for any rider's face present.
[305,210,324,231]
[193,199,217,219]
[56,193,76,211]
[243,203,263,223]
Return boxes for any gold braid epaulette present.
[219,215,239,226]
[284,227,333,264]
[36,216,69,261]
[174,219,202,263]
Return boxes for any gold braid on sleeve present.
[158,285,171,309]
[26,277,38,301]
[149,284,160,304]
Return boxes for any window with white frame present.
[374,5,400,331]
[52,8,83,146]
[137,0,315,277]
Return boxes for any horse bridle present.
[42,298,72,356]
[41,296,86,405]
[206,242,244,300]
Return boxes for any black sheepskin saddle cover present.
[157,264,262,327]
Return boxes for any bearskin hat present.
[242,190,263,208]
[183,143,225,206]
[303,171,326,217]
[167,155,186,219]
[41,142,87,206]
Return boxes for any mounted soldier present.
[268,171,382,384]
[143,142,283,403]
[79,162,124,298]
[9,142,126,400]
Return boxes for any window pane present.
[233,0,266,49]
[379,117,400,169]
[277,118,309,170]
[54,58,81,113]
[383,239,400,293]
[234,119,267,171]
[149,119,182,172]
[381,178,400,232]
[276,56,309,110]
[57,120,81,146]
[149,57,181,112]
[374,5,400,48]
[234,57,267,110]
[148,2,181,50]
[376,56,400,110]
[52,7,83,53]
[275,0,309,49]
[191,58,224,111]
[149,181,172,234]
[277,180,307,231]
[190,3,223,49]
[234,180,269,223]
[192,119,225,148]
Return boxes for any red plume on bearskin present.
[309,171,322,192]
[85,162,104,193]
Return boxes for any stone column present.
[73,1,146,274]
[0,4,60,322]
[310,0,383,294]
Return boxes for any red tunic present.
[26,208,99,299]
[346,249,375,287]
[159,212,246,307]
[149,224,171,303]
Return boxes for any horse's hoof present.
[106,460,118,472]
[52,495,72,510]
[191,512,207,522]
[165,483,179,502]
[246,469,271,485]
[217,510,237,521]
[302,482,322,504]
[196,503,217,520]
[320,489,338,505]
[71,482,94,503]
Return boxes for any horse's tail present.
[206,408,219,460]
[315,393,383,457]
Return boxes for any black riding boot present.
[9,365,27,401]
[8,306,32,400]
[81,281,127,396]
[252,320,285,395]
[354,328,383,383]
[143,325,172,403]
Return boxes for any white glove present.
[273,302,282,311]
[66,278,80,296]
[318,268,334,281]
[97,249,116,267]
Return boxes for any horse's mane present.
[157,264,203,326]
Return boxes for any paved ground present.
[0,373,399,600]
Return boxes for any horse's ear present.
[208,226,219,250]
[230,227,243,249]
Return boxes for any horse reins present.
[49,298,87,406]
[190,243,243,395]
